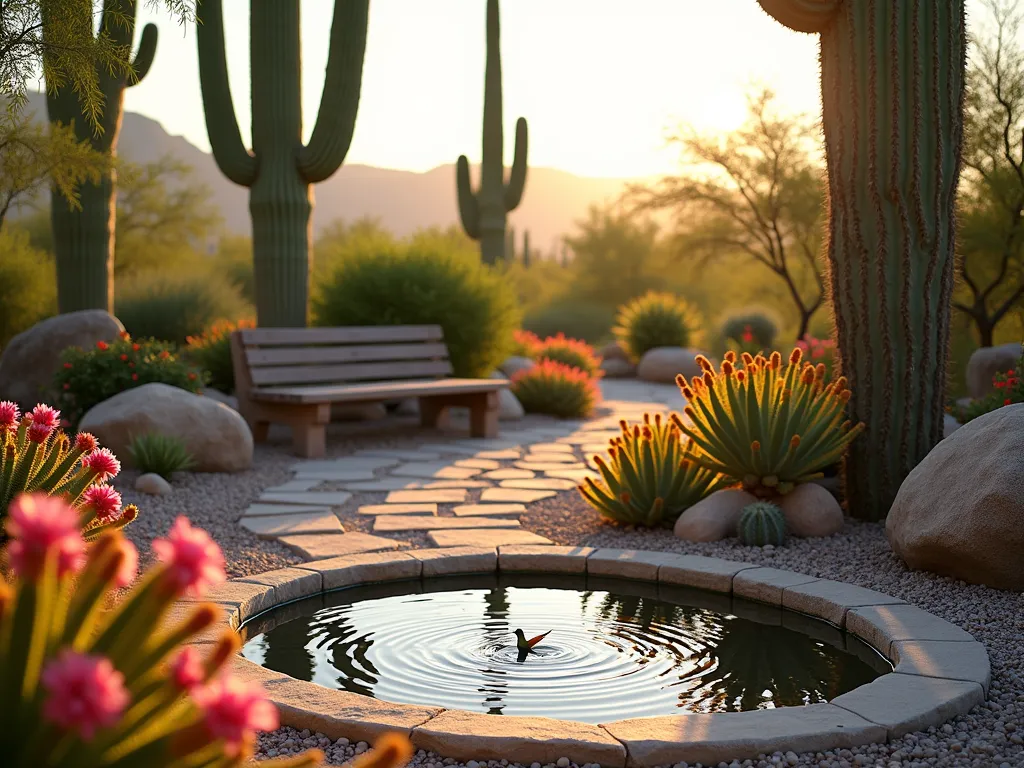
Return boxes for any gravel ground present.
[121,414,1024,768]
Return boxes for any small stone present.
[135,472,172,495]
[557,758,570,768]
[777,482,845,537]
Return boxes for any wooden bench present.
[229,325,510,457]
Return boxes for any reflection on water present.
[241,573,889,723]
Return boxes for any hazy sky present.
[113,0,986,179]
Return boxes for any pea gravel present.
[122,419,1023,768]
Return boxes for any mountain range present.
[24,94,654,253]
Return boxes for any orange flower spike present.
[675,374,688,389]
[703,371,714,387]
[697,355,714,373]
[788,347,803,366]
[618,419,629,433]
[736,370,746,382]
[722,359,734,376]
[619,492,631,505]
[800,366,815,385]
[751,440,761,452]
[641,426,653,440]
[724,350,737,364]
[653,413,662,427]
[790,435,801,449]
[840,390,852,403]
[770,351,783,369]
[596,452,611,466]
[683,405,698,421]
[741,351,755,367]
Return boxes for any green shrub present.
[115,270,251,345]
[128,432,196,480]
[719,307,780,352]
[614,291,704,362]
[0,229,57,348]
[510,359,600,418]
[312,245,520,378]
[54,334,205,427]
[185,318,256,393]
[536,333,602,378]
[523,301,615,344]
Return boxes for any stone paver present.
[525,442,576,453]
[499,544,595,573]
[408,547,497,576]
[291,468,377,482]
[845,604,976,656]
[357,503,437,516]
[473,449,522,460]
[782,580,907,627]
[521,452,579,464]
[515,461,587,472]
[295,551,421,589]
[452,503,526,517]
[292,456,399,472]
[428,529,553,548]
[587,549,682,581]
[417,442,501,456]
[732,567,821,605]
[359,448,443,461]
[830,674,984,739]
[373,515,521,532]
[411,710,626,767]
[481,468,536,480]
[385,489,468,504]
[263,478,321,493]
[454,458,502,470]
[499,478,577,491]
[544,468,601,482]
[259,491,353,507]
[239,511,344,539]
[241,503,334,518]
[891,640,992,692]
[420,480,491,489]
[341,479,424,491]
[602,704,886,768]
[658,554,760,593]
[279,532,400,560]
[480,488,557,503]
[236,567,323,603]
[196,581,276,624]
[391,463,482,480]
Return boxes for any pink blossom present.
[81,484,123,522]
[30,404,60,429]
[151,516,226,597]
[40,650,129,741]
[5,494,86,580]
[0,401,19,430]
[111,538,139,587]
[193,675,279,755]
[81,448,121,482]
[169,646,206,691]
[26,421,54,443]
[74,432,98,453]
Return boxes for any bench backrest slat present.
[235,325,453,390]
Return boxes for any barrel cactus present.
[456,0,528,265]
[737,501,787,546]
[673,349,864,497]
[720,308,780,352]
[579,413,728,527]
[614,291,703,363]
[757,0,967,520]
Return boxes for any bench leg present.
[419,397,451,430]
[293,423,326,458]
[469,391,500,438]
[251,421,270,443]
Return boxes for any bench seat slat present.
[250,359,453,386]
[246,342,450,367]
[250,378,509,405]
[239,325,443,346]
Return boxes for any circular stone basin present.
[240,573,889,723]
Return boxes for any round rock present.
[498,356,535,379]
[599,357,636,379]
[636,347,706,384]
[674,488,758,541]
[777,481,844,537]
[135,472,172,495]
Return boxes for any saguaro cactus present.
[44,0,156,314]
[758,0,967,520]
[196,0,368,327]
[456,0,528,265]
[522,229,531,267]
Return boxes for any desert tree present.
[629,86,826,341]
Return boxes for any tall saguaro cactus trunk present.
[196,0,368,328]
[44,0,156,314]
[759,0,967,521]
[456,0,528,265]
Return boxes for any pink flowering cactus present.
[0,494,329,767]
[795,334,838,381]
[0,401,136,541]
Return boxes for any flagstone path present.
[235,379,689,564]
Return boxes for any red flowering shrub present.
[54,333,206,427]
[510,329,543,359]
[510,359,601,418]
[184,317,256,393]
[794,333,838,382]
[954,348,1024,424]
[535,333,602,378]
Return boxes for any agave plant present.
[128,432,196,481]
[579,413,729,527]
[510,359,601,418]
[0,402,135,541]
[672,349,864,497]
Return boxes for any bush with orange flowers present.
[509,329,543,359]
[510,359,601,418]
[184,318,256,393]
[0,493,405,767]
[535,333,602,379]
[673,348,864,498]
[53,333,206,427]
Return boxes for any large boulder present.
[966,342,1022,398]
[637,347,705,384]
[600,357,636,379]
[0,310,124,408]
[80,383,253,472]
[886,404,1024,591]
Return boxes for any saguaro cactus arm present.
[196,0,258,187]
[456,156,481,238]
[504,116,528,209]
[757,0,840,33]
[298,0,369,183]
[127,23,158,84]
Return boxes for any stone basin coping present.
[169,547,990,768]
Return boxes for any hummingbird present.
[514,628,551,654]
